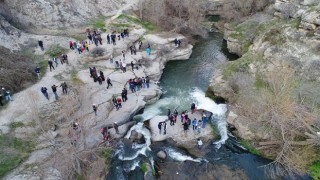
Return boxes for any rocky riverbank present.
[209,0,320,175]
[0,9,194,179]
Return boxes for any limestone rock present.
[129,130,145,144]
[149,114,214,149]
[157,150,167,160]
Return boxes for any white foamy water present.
[117,122,152,161]
[166,148,202,162]
[190,88,228,148]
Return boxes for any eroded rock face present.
[0,0,128,33]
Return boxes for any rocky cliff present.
[210,0,320,173]
[0,0,130,33]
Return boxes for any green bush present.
[46,45,68,58]
[9,122,25,129]
[141,162,148,173]
[99,148,112,165]
[240,139,261,156]
[0,135,35,178]
[310,161,320,180]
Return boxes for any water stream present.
[107,33,310,180]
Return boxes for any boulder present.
[129,130,146,144]
[157,150,167,160]
[149,114,214,149]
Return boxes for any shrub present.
[46,44,68,57]
[90,47,105,57]
[310,161,320,180]
[141,163,148,173]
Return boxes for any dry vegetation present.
[0,46,37,92]
[229,69,320,175]
[140,0,207,36]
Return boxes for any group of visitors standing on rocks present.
[156,103,211,150]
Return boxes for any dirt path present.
[0,0,141,134]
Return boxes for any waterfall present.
[190,88,228,148]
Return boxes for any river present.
[107,33,310,180]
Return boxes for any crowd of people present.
[156,103,212,150]
[40,82,68,101]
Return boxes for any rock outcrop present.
[149,114,214,149]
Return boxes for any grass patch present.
[141,162,148,173]
[90,16,107,32]
[117,14,157,32]
[46,44,68,58]
[240,139,261,156]
[70,69,84,85]
[99,148,112,165]
[0,135,35,178]
[310,161,320,179]
[211,124,221,139]
[70,33,87,41]
[254,74,268,89]
[9,122,25,129]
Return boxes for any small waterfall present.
[116,122,152,161]
[190,88,228,148]
[166,148,203,162]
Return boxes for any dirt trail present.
[0,0,141,134]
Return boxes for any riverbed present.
[107,32,310,180]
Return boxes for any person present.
[107,34,110,44]
[38,40,44,51]
[2,88,13,101]
[87,33,93,44]
[167,109,171,119]
[197,119,202,134]
[51,85,59,100]
[41,87,49,100]
[121,89,127,102]
[60,82,68,94]
[122,88,128,101]
[177,39,181,47]
[174,38,178,46]
[131,61,134,71]
[191,103,196,114]
[197,138,203,150]
[202,111,207,128]
[183,121,188,134]
[63,54,69,65]
[93,104,97,116]
[122,62,126,73]
[129,81,136,93]
[35,66,40,79]
[133,46,137,55]
[180,111,185,122]
[98,76,103,85]
[0,93,3,106]
[192,118,197,130]
[107,77,113,89]
[169,114,174,126]
[73,122,79,130]
[69,41,74,50]
[122,51,125,61]
[114,122,119,134]
[158,122,162,134]
[48,59,55,72]
[85,41,89,51]
[53,57,58,67]
[163,121,167,135]
[116,97,122,109]
[146,76,150,88]
[146,47,151,55]
[138,40,142,49]
[100,71,105,81]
